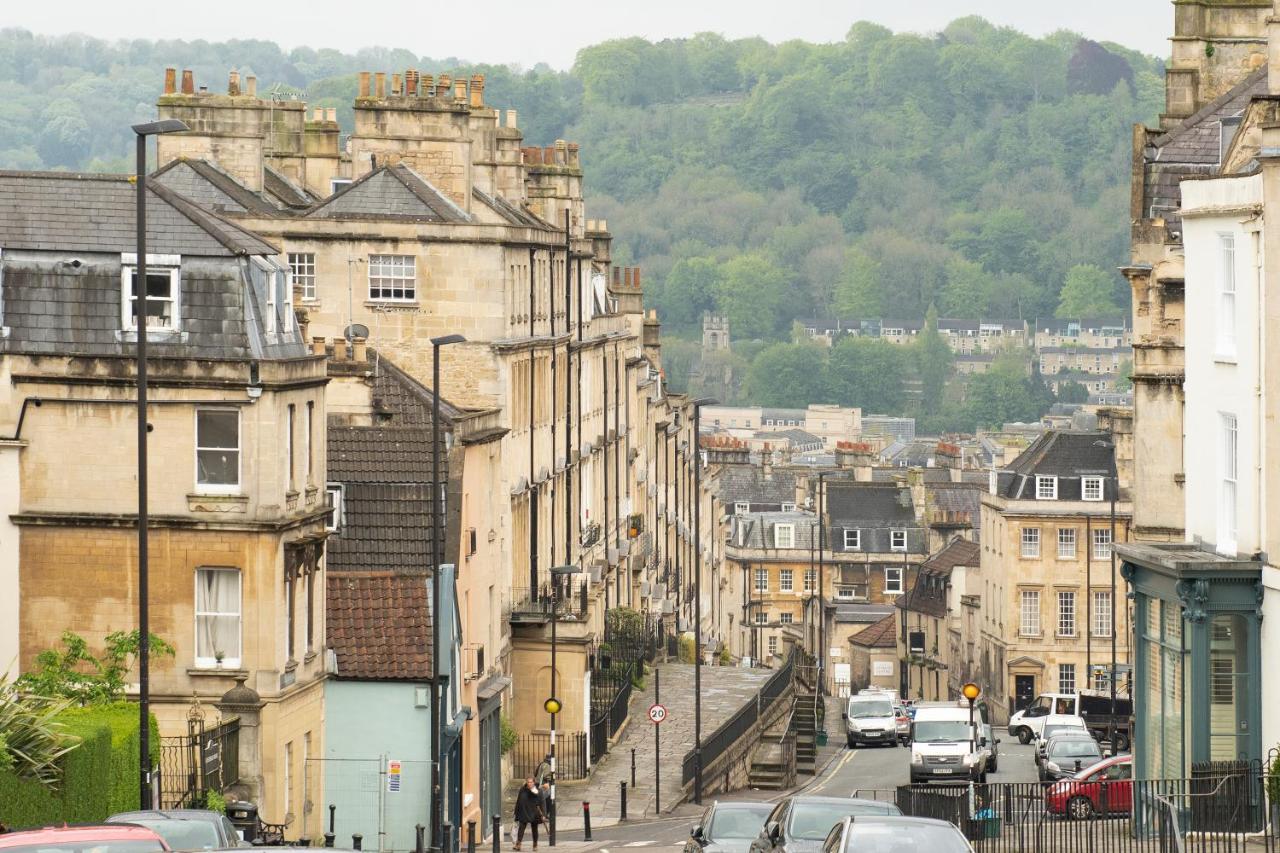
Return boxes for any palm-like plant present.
[0,678,75,789]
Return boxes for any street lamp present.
[131,117,188,810]
[1093,439,1120,753]
[962,682,981,753]
[430,334,465,853]
[547,564,580,847]
[689,397,717,805]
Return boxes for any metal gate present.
[310,756,433,853]
[158,717,239,808]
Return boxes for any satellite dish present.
[344,324,369,341]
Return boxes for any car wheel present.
[1113,732,1130,752]
[989,758,998,774]
[1068,796,1097,821]
[847,734,855,748]
[1017,728,1032,745]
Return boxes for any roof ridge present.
[1154,65,1267,150]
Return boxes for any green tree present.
[965,355,1045,429]
[1115,357,1134,392]
[743,343,830,407]
[1056,264,1123,318]
[17,631,176,706]
[714,254,788,340]
[833,248,882,317]
[1056,381,1090,404]
[914,305,953,414]
[824,337,908,413]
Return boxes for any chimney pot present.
[326,108,337,123]
[245,75,257,97]
[352,336,368,362]
[358,71,371,98]
[423,74,435,96]
[334,337,349,361]
[181,69,195,94]
[392,73,402,95]
[374,72,386,98]
[406,69,419,96]
[470,73,484,108]
[311,336,327,356]
[163,68,177,95]
[599,219,607,232]
[613,267,621,286]
[568,142,580,166]
[454,77,467,102]
[506,108,518,128]
[228,70,240,96]
[438,73,451,93]
[634,267,641,289]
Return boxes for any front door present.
[1015,675,1036,710]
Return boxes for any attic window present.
[774,524,795,549]
[891,530,906,551]
[734,502,749,514]
[1036,475,1058,500]
[121,253,180,331]
[325,484,343,532]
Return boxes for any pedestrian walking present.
[513,777,544,851]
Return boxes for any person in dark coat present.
[514,777,544,850]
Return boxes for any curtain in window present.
[196,569,241,665]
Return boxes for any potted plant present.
[214,650,225,668]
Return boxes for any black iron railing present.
[511,732,589,782]
[158,717,240,809]
[510,577,589,622]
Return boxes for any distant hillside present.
[0,19,1161,333]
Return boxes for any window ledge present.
[1214,353,1238,365]
[188,666,248,677]
[303,650,318,664]
[118,329,187,343]
[365,300,420,310]
[188,493,249,513]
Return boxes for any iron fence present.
[510,576,589,622]
[681,647,797,784]
[158,717,240,809]
[888,760,1277,853]
[510,732,589,782]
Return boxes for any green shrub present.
[0,702,157,830]
[499,714,518,755]
[678,634,696,664]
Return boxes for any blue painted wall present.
[323,680,432,852]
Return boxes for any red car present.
[0,824,171,853]
[1044,753,1133,820]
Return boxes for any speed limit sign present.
[648,703,668,724]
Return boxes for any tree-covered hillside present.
[0,19,1159,409]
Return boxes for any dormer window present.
[1082,477,1104,502]
[781,503,796,512]
[844,529,861,550]
[1036,475,1058,500]
[891,529,907,551]
[734,502,750,514]
[121,253,180,331]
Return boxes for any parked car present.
[687,802,777,853]
[979,722,1000,774]
[894,706,912,744]
[908,705,989,784]
[109,810,248,849]
[1044,754,1134,819]
[1008,691,1132,750]
[749,796,901,853]
[0,824,170,853]
[843,693,898,748]
[1033,715,1090,762]
[820,815,974,853]
[1039,735,1104,782]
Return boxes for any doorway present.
[1015,675,1036,710]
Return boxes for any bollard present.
[323,835,334,849]
[582,802,592,842]
[467,821,476,853]
[620,781,628,821]
[491,816,501,853]
[298,840,311,849]
[415,825,425,853]
[329,805,336,837]
[352,835,362,851]
[442,823,453,853]
[631,749,636,787]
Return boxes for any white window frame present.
[768,635,778,656]
[194,567,242,669]
[890,529,907,552]
[1036,475,1058,500]
[120,253,181,331]
[1020,589,1041,636]
[330,178,352,194]
[1092,590,1112,638]
[837,586,855,600]
[1021,527,1041,558]
[803,569,816,593]
[734,502,750,514]
[779,613,794,625]
[1092,528,1111,560]
[1057,527,1077,560]
[1082,477,1104,502]
[1058,663,1076,695]
[195,408,241,495]
[884,566,903,595]
[774,523,795,549]
[844,529,861,550]
[781,502,797,512]
[1057,590,1076,637]
[368,254,416,302]
[779,569,794,593]
[754,611,767,625]
[1218,233,1237,357]
[1220,412,1238,552]
[289,252,317,302]
[326,484,344,532]
[754,568,769,593]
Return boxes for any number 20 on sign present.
[648,703,668,724]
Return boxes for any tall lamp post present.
[689,397,717,805]
[1093,440,1120,753]
[131,117,188,810]
[430,334,465,853]
[547,564,580,847]
[961,682,981,754]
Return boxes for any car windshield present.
[789,803,898,839]
[848,700,893,718]
[1043,725,1084,740]
[842,823,970,853]
[912,721,972,743]
[124,821,219,851]
[1050,741,1102,760]
[1,844,167,853]
[708,809,769,840]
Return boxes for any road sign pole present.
[654,669,661,815]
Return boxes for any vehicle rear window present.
[848,699,893,718]
[845,823,970,852]
[124,820,219,850]
[789,803,900,839]
[1050,740,1102,760]
[709,809,770,839]
[1,843,167,853]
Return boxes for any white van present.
[909,705,989,783]
[1008,691,1133,748]
[843,692,898,748]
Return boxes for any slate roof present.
[473,187,553,229]
[1144,66,1266,235]
[924,537,980,572]
[928,484,983,539]
[849,613,897,649]
[897,538,977,619]
[729,510,818,550]
[152,159,282,216]
[755,428,823,448]
[832,602,896,625]
[995,430,1117,501]
[329,427,435,483]
[0,171,277,256]
[326,572,432,679]
[307,164,469,222]
[263,165,318,209]
[717,465,797,508]
[826,482,917,525]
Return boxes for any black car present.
[748,796,901,853]
[821,816,973,853]
[686,802,777,853]
[1039,735,1104,782]
[108,810,249,850]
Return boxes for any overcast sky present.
[11,0,1172,67]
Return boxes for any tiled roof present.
[832,602,896,624]
[729,511,818,550]
[308,164,469,222]
[896,538,976,619]
[717,465,797,507]
[327,481,434,572]
[997,430,1117,501]
[825,482,916,524]
[326,572,432,679]
[152,158,282,216]
[850,613,897,649]
[923,537,980,572]
[328,426,435,483]
[0,171,277,256]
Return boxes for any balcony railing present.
[510,576,589,624]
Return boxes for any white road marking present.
[624,842,656,847]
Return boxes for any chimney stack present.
[568,142,580,166]
[374,72,386,98]
[506,109,518,128]
[245,75,257,97]
[454,77,467,103]
[326,107,337,122]
[163,68,177,95]
[438,73,451,94]
[181,69,195,94]
[358,71,371,98]
[392,73,402,96]
[228,70,240,96]
[406,69,419,96]
[470,74,485,108]
[423,74,435,96]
